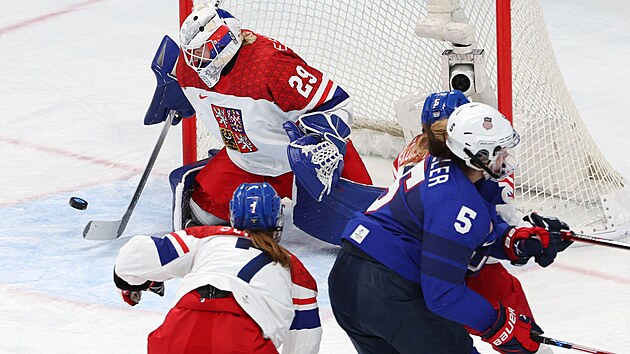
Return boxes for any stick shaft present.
[116,112,173,235]
[83,112,173,240]
[562,231,630,251]
[532,334,616,354]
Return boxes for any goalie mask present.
[230,182,283,241]
[446,102,520,181]
[179,6,242,88]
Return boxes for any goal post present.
[178,0,197,165]
[495,0,512,121]
[178,0,630,239]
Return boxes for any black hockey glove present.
[523,212,573,267]
[113,269,165,306]
[148,281,165,297]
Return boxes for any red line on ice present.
[554,263,630,285]
[518,261,630,285]
[0,285,164,315]
[0,0,106,35]
[0,135,143,173]
[0,135,168,207]
[0,175,136,208]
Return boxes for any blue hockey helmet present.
[421,90,470,126]
[230,182,283,232]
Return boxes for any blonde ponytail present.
[424,120,451,159]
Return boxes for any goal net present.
[180,0,630,239]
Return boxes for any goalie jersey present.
[341,156,513,332]
[176,30,352,176]
[115,226,322,354]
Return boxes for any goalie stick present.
[531,333,616,354]
[83,112,174,240]
[562,231,630,251]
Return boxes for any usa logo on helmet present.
[483,117,493,130]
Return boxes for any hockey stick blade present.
[532,333,616,354]
[562,231,630,251]
[83,112,173,240]
[83,220,123,240]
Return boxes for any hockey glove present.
[524,213,573,267]
[144,35,196,126]
[503,226,550,265]
[119,289,143,307]
[148,281,165,297]
[481,304,543,354]
[114,269,165,307]
[117,281,165,306]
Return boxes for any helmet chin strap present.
[464,148,502,180]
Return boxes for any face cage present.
[182,23,234,71]
[271,205,285,243]
[465,144,519,181]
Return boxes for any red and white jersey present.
[176,30,352,176]
[115,225,321,354]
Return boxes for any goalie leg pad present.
[292,177,385,245]
[169,150,219,230]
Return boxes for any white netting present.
[190,0,630,238]
[291,139,344,200]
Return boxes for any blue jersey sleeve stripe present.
[237,252,273,283]
[421,253,467,284]
[151,236,179,266]
[312,86,349,112]
[289,308,321,330]
[423,230,475,267]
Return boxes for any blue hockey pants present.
[328,242,480,354]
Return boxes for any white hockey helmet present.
[446,102,520,180]
[179,6,242,87]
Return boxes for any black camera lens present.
[451,73,471,92]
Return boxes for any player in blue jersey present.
[393,91,541,332]
[328,102,572,354]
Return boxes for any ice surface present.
[1,1,629,353]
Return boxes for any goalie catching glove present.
[283,112,351,201]
[114,269,165,306]
[503,212,573,267]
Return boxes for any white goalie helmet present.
[446,102,520,181]
[179,5,242,87]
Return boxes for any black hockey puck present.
[69,197,88,210]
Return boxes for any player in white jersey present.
[113,182,321,354]
[171,3,372,225]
